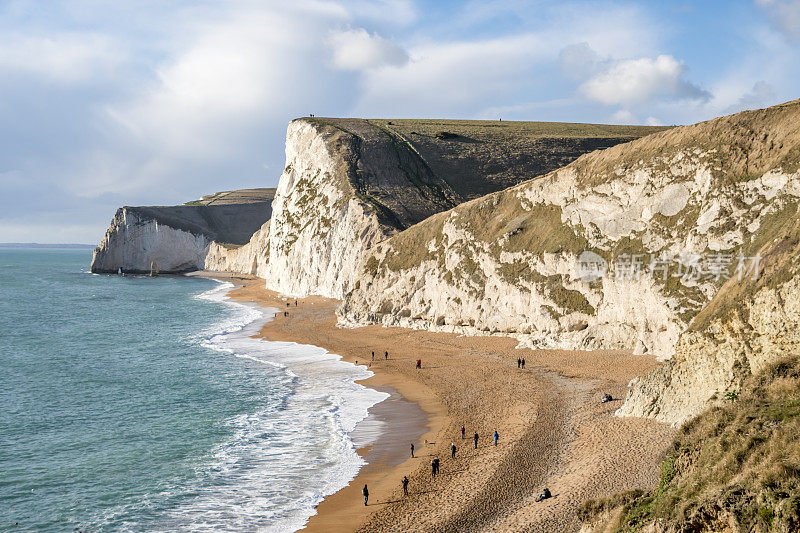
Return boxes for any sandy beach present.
[203,273,676,532]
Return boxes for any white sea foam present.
[151,279,389,532]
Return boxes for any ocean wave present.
[134,279,389,532]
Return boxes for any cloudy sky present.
[1,0,799,243]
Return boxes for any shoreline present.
[189,271,440,531]
[193,271,677,532]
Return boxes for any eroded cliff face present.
[91,189,274,275]
[339,101,800,364]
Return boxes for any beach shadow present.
[375,499,402,505]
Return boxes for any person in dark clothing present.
[493,430,499,446]
[416,359,421,369]
[431,459,437,478]
[385,351,388,360]
[517,357,521,368]
[286,302,290,307]
[410,442,415,458]
[536,488,551,502]
[461,425,465,439]
[434,457,440,475]
[474,432,479,449]
[402,476,409,496]
[451,442,457,459]
[371,351,375,361]
[601,393,613,403]
[521,358,526,369]
[363,484,369,506]
[294,300,298,306]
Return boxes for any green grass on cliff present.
[580,357,800,532]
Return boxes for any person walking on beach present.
[474,432,479,449]
[517,357,521,368]
[402,476,409,496]
[362,484,369,506]
[295,300,298,306]
[385,351,389,360]
[493,430,499,446]
[431,459,437,479]
[410,442,415,458]
[371,351,374,362]
[416,359,421,369]
[461,425,465,439]
[521,358,526,369]
[451,442,457,459]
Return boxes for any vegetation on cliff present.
[581,357,800,532]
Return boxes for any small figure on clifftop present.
[402,475,409,496]
[362,484,369,506]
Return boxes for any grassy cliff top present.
[184,187,276,206]
[304,117,667,200]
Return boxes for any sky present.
[1,0,799,244]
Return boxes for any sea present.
[0,249,388,532]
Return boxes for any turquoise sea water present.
[0,249,386,532]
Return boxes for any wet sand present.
[197,272,676,532]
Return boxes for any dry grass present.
[583,356,800,532]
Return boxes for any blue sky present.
[1,0,798,243]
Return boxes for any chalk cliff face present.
[339,101,800,367]
[90,189,274,274]
[91,208,212,274]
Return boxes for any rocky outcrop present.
[90,189,274,274]
[339,100,800,362]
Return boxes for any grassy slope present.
[581,357,800,532]
[309,117,666,205]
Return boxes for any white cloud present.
[645,116,664,126]
[328,28,408,71]
[0,32,121,83]
[756,0,800,41]
[580,54,709,106]
[611,109,637,123]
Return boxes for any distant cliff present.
[90,188,274,274]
